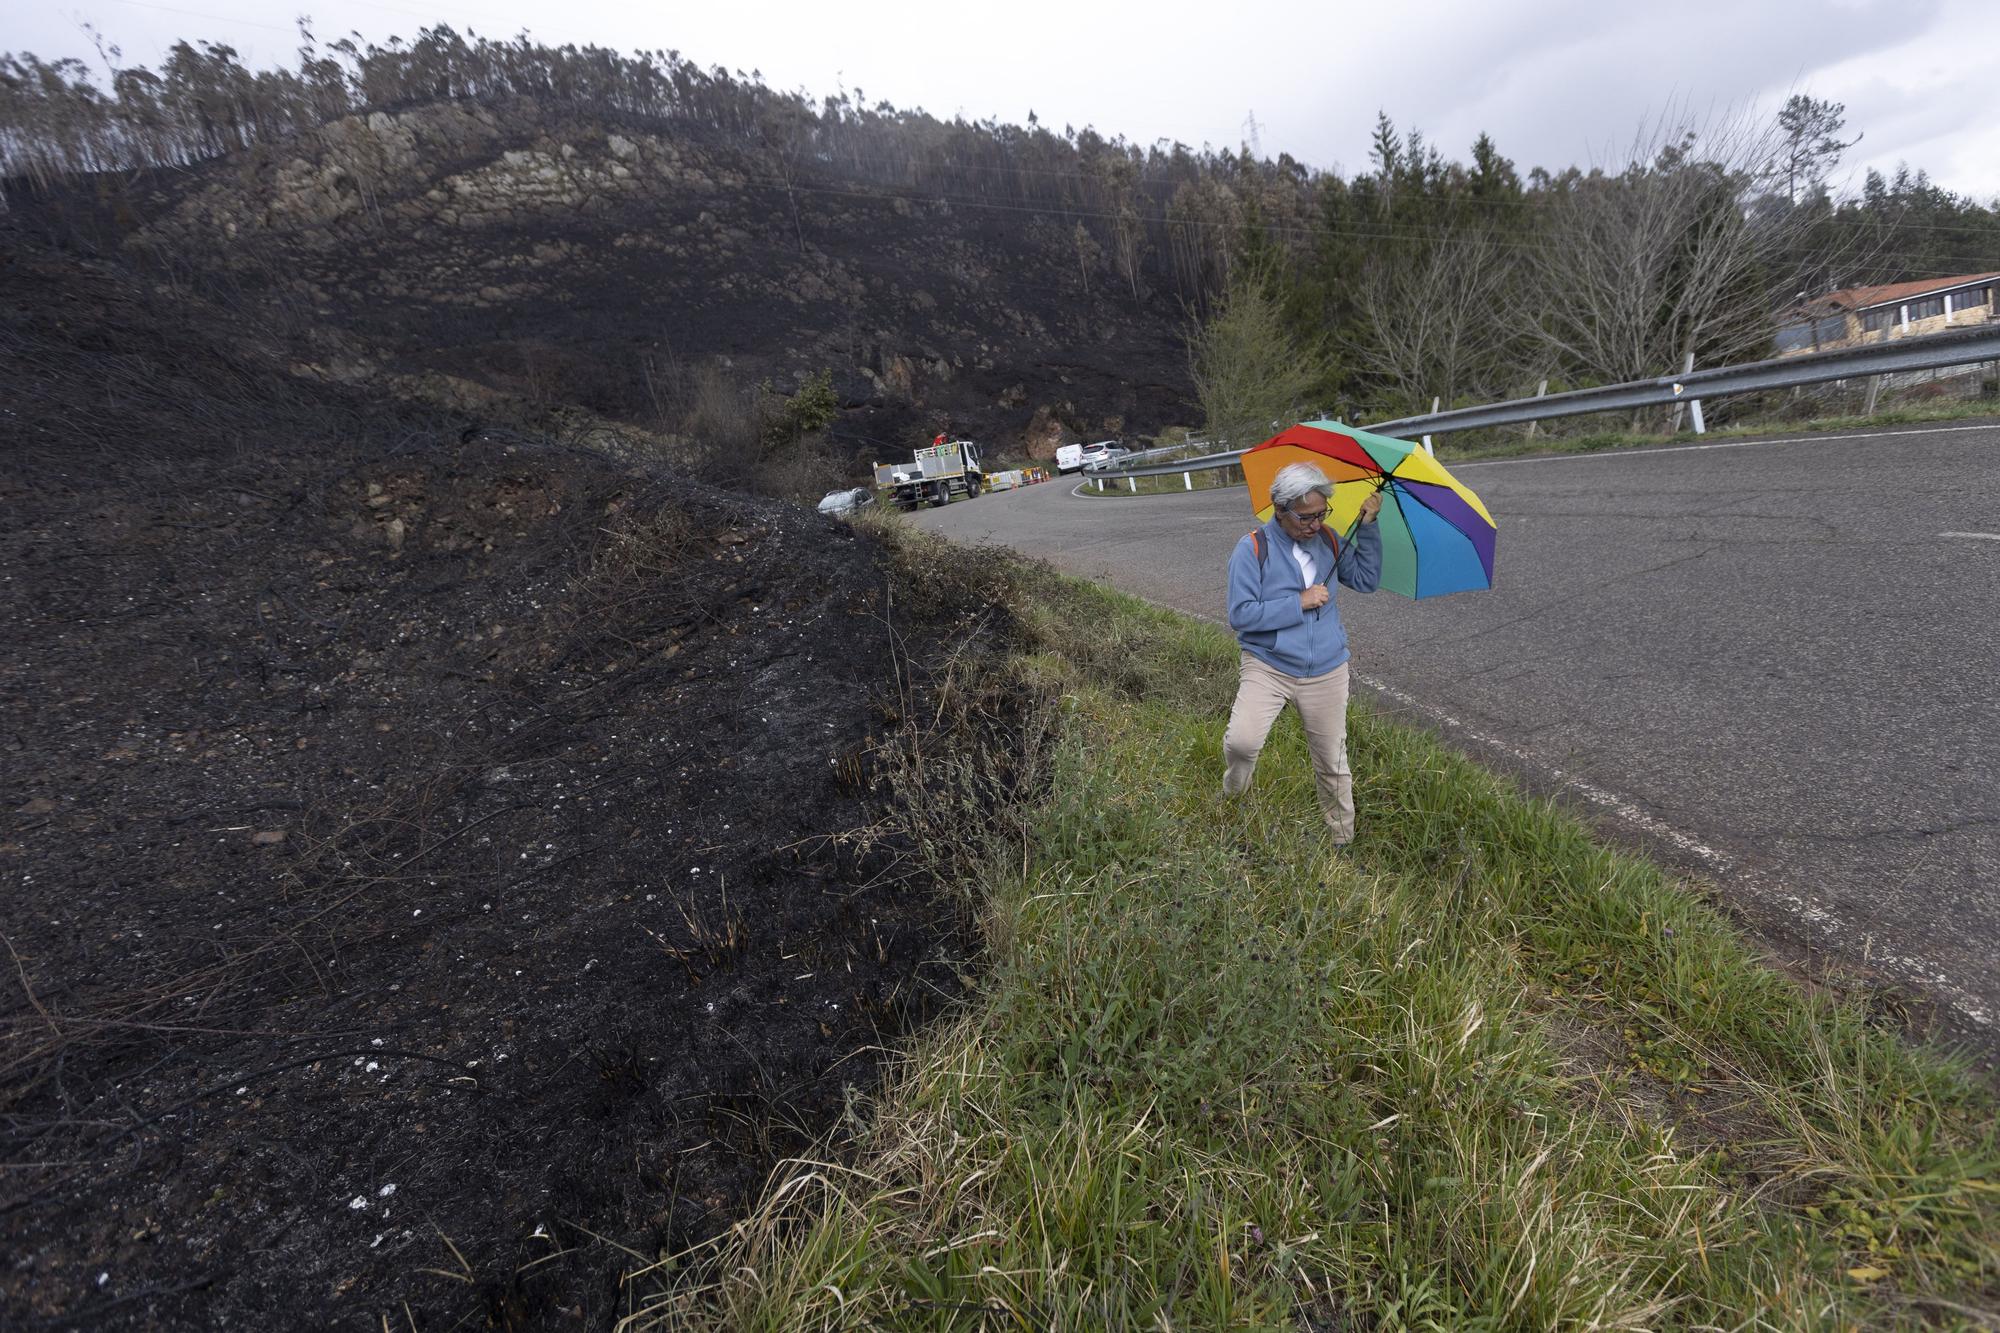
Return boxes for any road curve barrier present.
[1087,325,2000,490]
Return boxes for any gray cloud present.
[1282,0,1946,179]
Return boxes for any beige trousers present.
[1222,652,1354,842]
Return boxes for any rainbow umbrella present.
[1241,421,1497,599]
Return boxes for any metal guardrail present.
[1090,325,2000,484]
[1085,446,1243,478]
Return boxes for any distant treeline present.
[4,24,1998,414]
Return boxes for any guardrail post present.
[1671,353,1694,433]
[1424,397,1439,454]
[1690,398,1706,434]
[1184,472,1193,490]
[1128,476,1138,493]
[1863,374,1882,417]
[1525,380,1547,439]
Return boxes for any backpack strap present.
[1251,524,1340,574]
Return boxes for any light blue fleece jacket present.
[1226,515,1383,677]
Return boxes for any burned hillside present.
[0,233,1035,1329]
[12,89,1196,470]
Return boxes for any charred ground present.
[0,233,1033,1329]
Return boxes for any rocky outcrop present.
[1022,404,1079,461]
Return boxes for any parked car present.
[1055,443,1084,474]
[1079,440,1123,469]
[816,486,874,517]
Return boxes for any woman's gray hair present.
[1270,461,1333,512]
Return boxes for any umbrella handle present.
[1344,477,1390,545]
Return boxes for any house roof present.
[1816,272,2000,313]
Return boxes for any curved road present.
[912,421,2000,1057]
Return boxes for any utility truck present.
[874,438,985,510]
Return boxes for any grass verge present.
[624,542,1998,1330]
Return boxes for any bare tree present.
[1350,224,1522,410]
[754,91,814,255]
[1527,107,1819,389]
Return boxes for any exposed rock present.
[1022,404,1079,461]
[880,354,917,398]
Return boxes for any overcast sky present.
[7,0,1997,202]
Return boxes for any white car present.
[1054,443,1085,474]
[1079,441,1124,469]
[816,486,874,517]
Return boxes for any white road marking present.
[1354,674,1737,872]
[1452,420,2000,469]
[1940,531,2000,541]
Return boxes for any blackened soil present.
[0,236,1013,1328]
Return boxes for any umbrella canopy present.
[1241,421,1497,599]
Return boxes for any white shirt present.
[1291,540,1315,589]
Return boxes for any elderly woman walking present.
[1223,461,1383,846]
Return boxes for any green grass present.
[625,553,1999,1331]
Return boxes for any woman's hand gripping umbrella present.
[1240,421,1497,599]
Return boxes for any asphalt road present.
[911,420,2000,1053]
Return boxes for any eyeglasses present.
[1286,507,1329,527]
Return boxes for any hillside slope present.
[18,98,1196,470]
[0,231,1024,1329]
